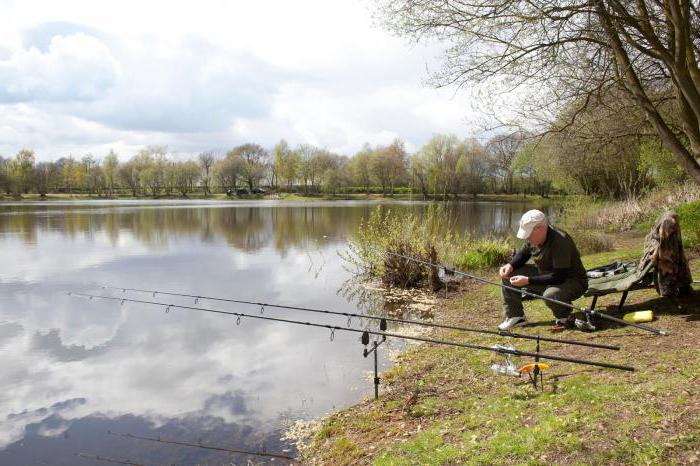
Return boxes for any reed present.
[344,205,512,288]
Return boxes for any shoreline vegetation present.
[0,191,565,203]
[294,187,700,465]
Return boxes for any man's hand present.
[499,263,514,279]
[509,275,529,287]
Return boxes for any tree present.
[81,154,98,195]
[118,161,140,197]
[62,157,76,194]
[33,162,59,197]
[215,151,244,192]
[513,143,560,197]
[129,146,167,197]
[174,161,200,196]
[11,149,35,194]
[230,144,267,191]
[486,132,525,194]
[320,154,350,195]
[418,134,459,198]
[298,144,320,194]
[273,139,298,191]
[456,139,487,197]
[385,139,408,195]
[542,94,656,198]
[163,161,177,195]
[198,152,216,195]
[376,0,700,183]
[103,150,119,196]
[0,156,12,194]
[350,145,373,193]
[409,152,430,198]
[369,149,393,195]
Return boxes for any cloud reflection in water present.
[0,200,533,464]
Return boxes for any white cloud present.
[0,32,119,102]
[0,0,486,160]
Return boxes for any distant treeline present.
[0,130,687,199]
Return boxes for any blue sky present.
[0,0,486,160]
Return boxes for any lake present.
[0,199,539,465]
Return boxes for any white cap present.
[516,209,547,239]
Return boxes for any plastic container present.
[623,310,653,323]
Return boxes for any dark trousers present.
[501,265,587,320]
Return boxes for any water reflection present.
[0,200,540,252]
[0,200,542,465]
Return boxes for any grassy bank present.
[300,194,700,465]
[302,240,700,465]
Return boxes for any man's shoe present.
[554,317,575,328]
[498,316,527,331]
[551,317,575,333]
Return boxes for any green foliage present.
[344,204,513,287]
[454,238,512,270]
[513,142,568,195]
[639,141,687,187]
[676,200,700,250]
[342,205,443,287]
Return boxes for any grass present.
[568,230,614,255]
[303,230,700,465]
[454,238,514,269]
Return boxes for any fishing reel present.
[490,344,520,377]
[574,313,597,332]
[490,337,549,390]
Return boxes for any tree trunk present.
[597,1,700,184]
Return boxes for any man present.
[497,209,588,331]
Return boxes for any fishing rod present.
[384,251,669,336]
[75,453,144,466]
[108,431,298,463]
[69,292,635,372]
[101,285,620,351]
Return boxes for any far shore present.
[0,192,561,204]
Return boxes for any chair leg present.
[617,291,628,312]
[590,295,598,310]
[668,296,683,312]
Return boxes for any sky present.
[0,0,488,161]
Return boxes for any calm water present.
[0,199,539,465]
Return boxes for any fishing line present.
[383,251,669,336]
[75,452,144,466]
[108,431,297,462]
[101,286,619,351]
[69,292,635,372]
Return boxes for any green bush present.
[454,239,512,270]
[343,204,513,288]
[676,200,700,250]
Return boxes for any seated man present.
[497,209,588,331]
